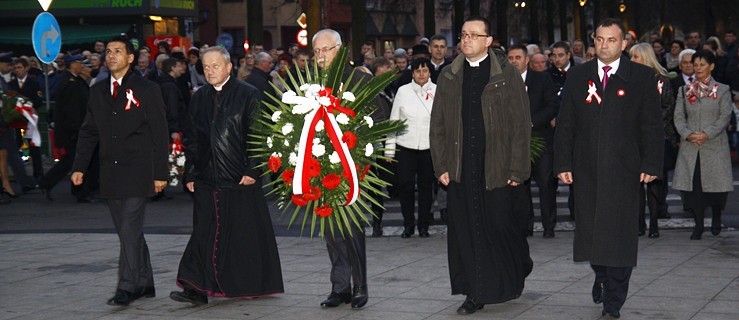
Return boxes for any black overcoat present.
[73,71,169,199]
[525,69,560,144]
[554,57,663,267]
[53,71,89,148]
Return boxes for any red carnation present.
[268,155,282,173]
[291,194,308,206]
[282,169,294,185]
[342,132,357,149]
[304,186,322,201]
[306,157,321,177]
[322,174,342,190]
[315,205,333,217]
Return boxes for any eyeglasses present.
[458,33,490,40]
[313,44,339,54]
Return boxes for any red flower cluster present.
[282,169,294,185]
[268,155,282,173]
[291,194,308,206]
[304,186,322,201]
[342,131,357,149]
[315,205,333,217]
[321,174,341,190]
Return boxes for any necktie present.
[18,80,23,89]
[112,81,119,98]
[602,66,612,90]
[687,76,693,83]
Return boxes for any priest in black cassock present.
[169,46,284,305]
[554,19,662,319]
[430,17,533,315]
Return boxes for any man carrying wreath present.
[169,46,284,305]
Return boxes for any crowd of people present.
[0,15,737,319]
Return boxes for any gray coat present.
[672,80,734,192]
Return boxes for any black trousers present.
[396,147,434,229]
[638,178,667,233]
[592,264,633,315]
[38,145,94,199]
[108,197,154,292]
[527,149,557,231]
[325,230,366,294]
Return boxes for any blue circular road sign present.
[32,12,62,64]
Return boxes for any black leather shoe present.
[22,183,39,193]
[400,227,414,238]
[107,289,134,306]
[169,289,208,305]
[456,296,484,315]
[418,228,430,238]
[351,286,368,308]
[136,286,156,299]
[601,310,621,319]
[543,230,555,238]
[320,292,351,307]
[40,186,53,201]
[648,231,660,238]
[592,281,606,304]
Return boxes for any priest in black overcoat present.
[553,19,663,319]
[169,46,284,305]
[72,36,170,306]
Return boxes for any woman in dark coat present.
[629,43,678,238]
[672,50,734,239]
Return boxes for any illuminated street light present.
[579,0,587,6]
[619,0,626,12]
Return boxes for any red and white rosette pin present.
[708,84,719,100]
[585,80,601,104]
[125,89,141,110]
[657,80,663,95]
[617,89,626,97]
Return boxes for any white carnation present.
[329,151,341,164]
[312,144,326,157]
[313,138,321,145]
[315,120,324,132]
[284,139,290,147]
[282,123,294,135]
[318,96,331,106]
[271,111,282,122]
[266,136,273,148]
[299,84,310,91]
[176,155,186,167]
[271,152,282,158]
[335,113,350,125]
[291,103,312,115]
[363,116,374,128]
[289,152,298,165]
[170,178,179,186]
[365,143,374,157]
[342,91,356,102]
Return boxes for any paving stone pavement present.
[0,230,737,320]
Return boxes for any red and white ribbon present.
[125,89,140,110]
[585,80,601,104]
[657,80,663,95]
[15,100,41,147]
[290,87,359,206]
[708,84,719,100]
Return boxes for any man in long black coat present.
[39,55,94,201]
[554,19,663,319]
[507,44,560,238]
[169,46,283,305]
[72,36,169,307]
[245,52,277,99]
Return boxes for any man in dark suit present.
[9,58,44,179]
[507,44,560,238]
[428,34,451,83]
[670,48,696,99]
[38,55,95,202]
[244,52,276,99]
[71,36,169,307]
[554,19,663,319]
[547,41,574,93]
[313,28,369,310]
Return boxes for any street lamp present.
[579,0,587,6]
[514,1,526,8]
[619,0,626,13]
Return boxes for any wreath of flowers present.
[168,135,186,186]
[250,47,405,238]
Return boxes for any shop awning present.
[0,24,131,45]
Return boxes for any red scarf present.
[684,76,718,104]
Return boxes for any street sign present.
[32,12,61,64]
[297,13,307,29]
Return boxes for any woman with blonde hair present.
[629,43,679,238]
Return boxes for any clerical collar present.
[214,76,230,91]
[466,54,489,67]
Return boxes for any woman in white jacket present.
[386,58,436,238]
